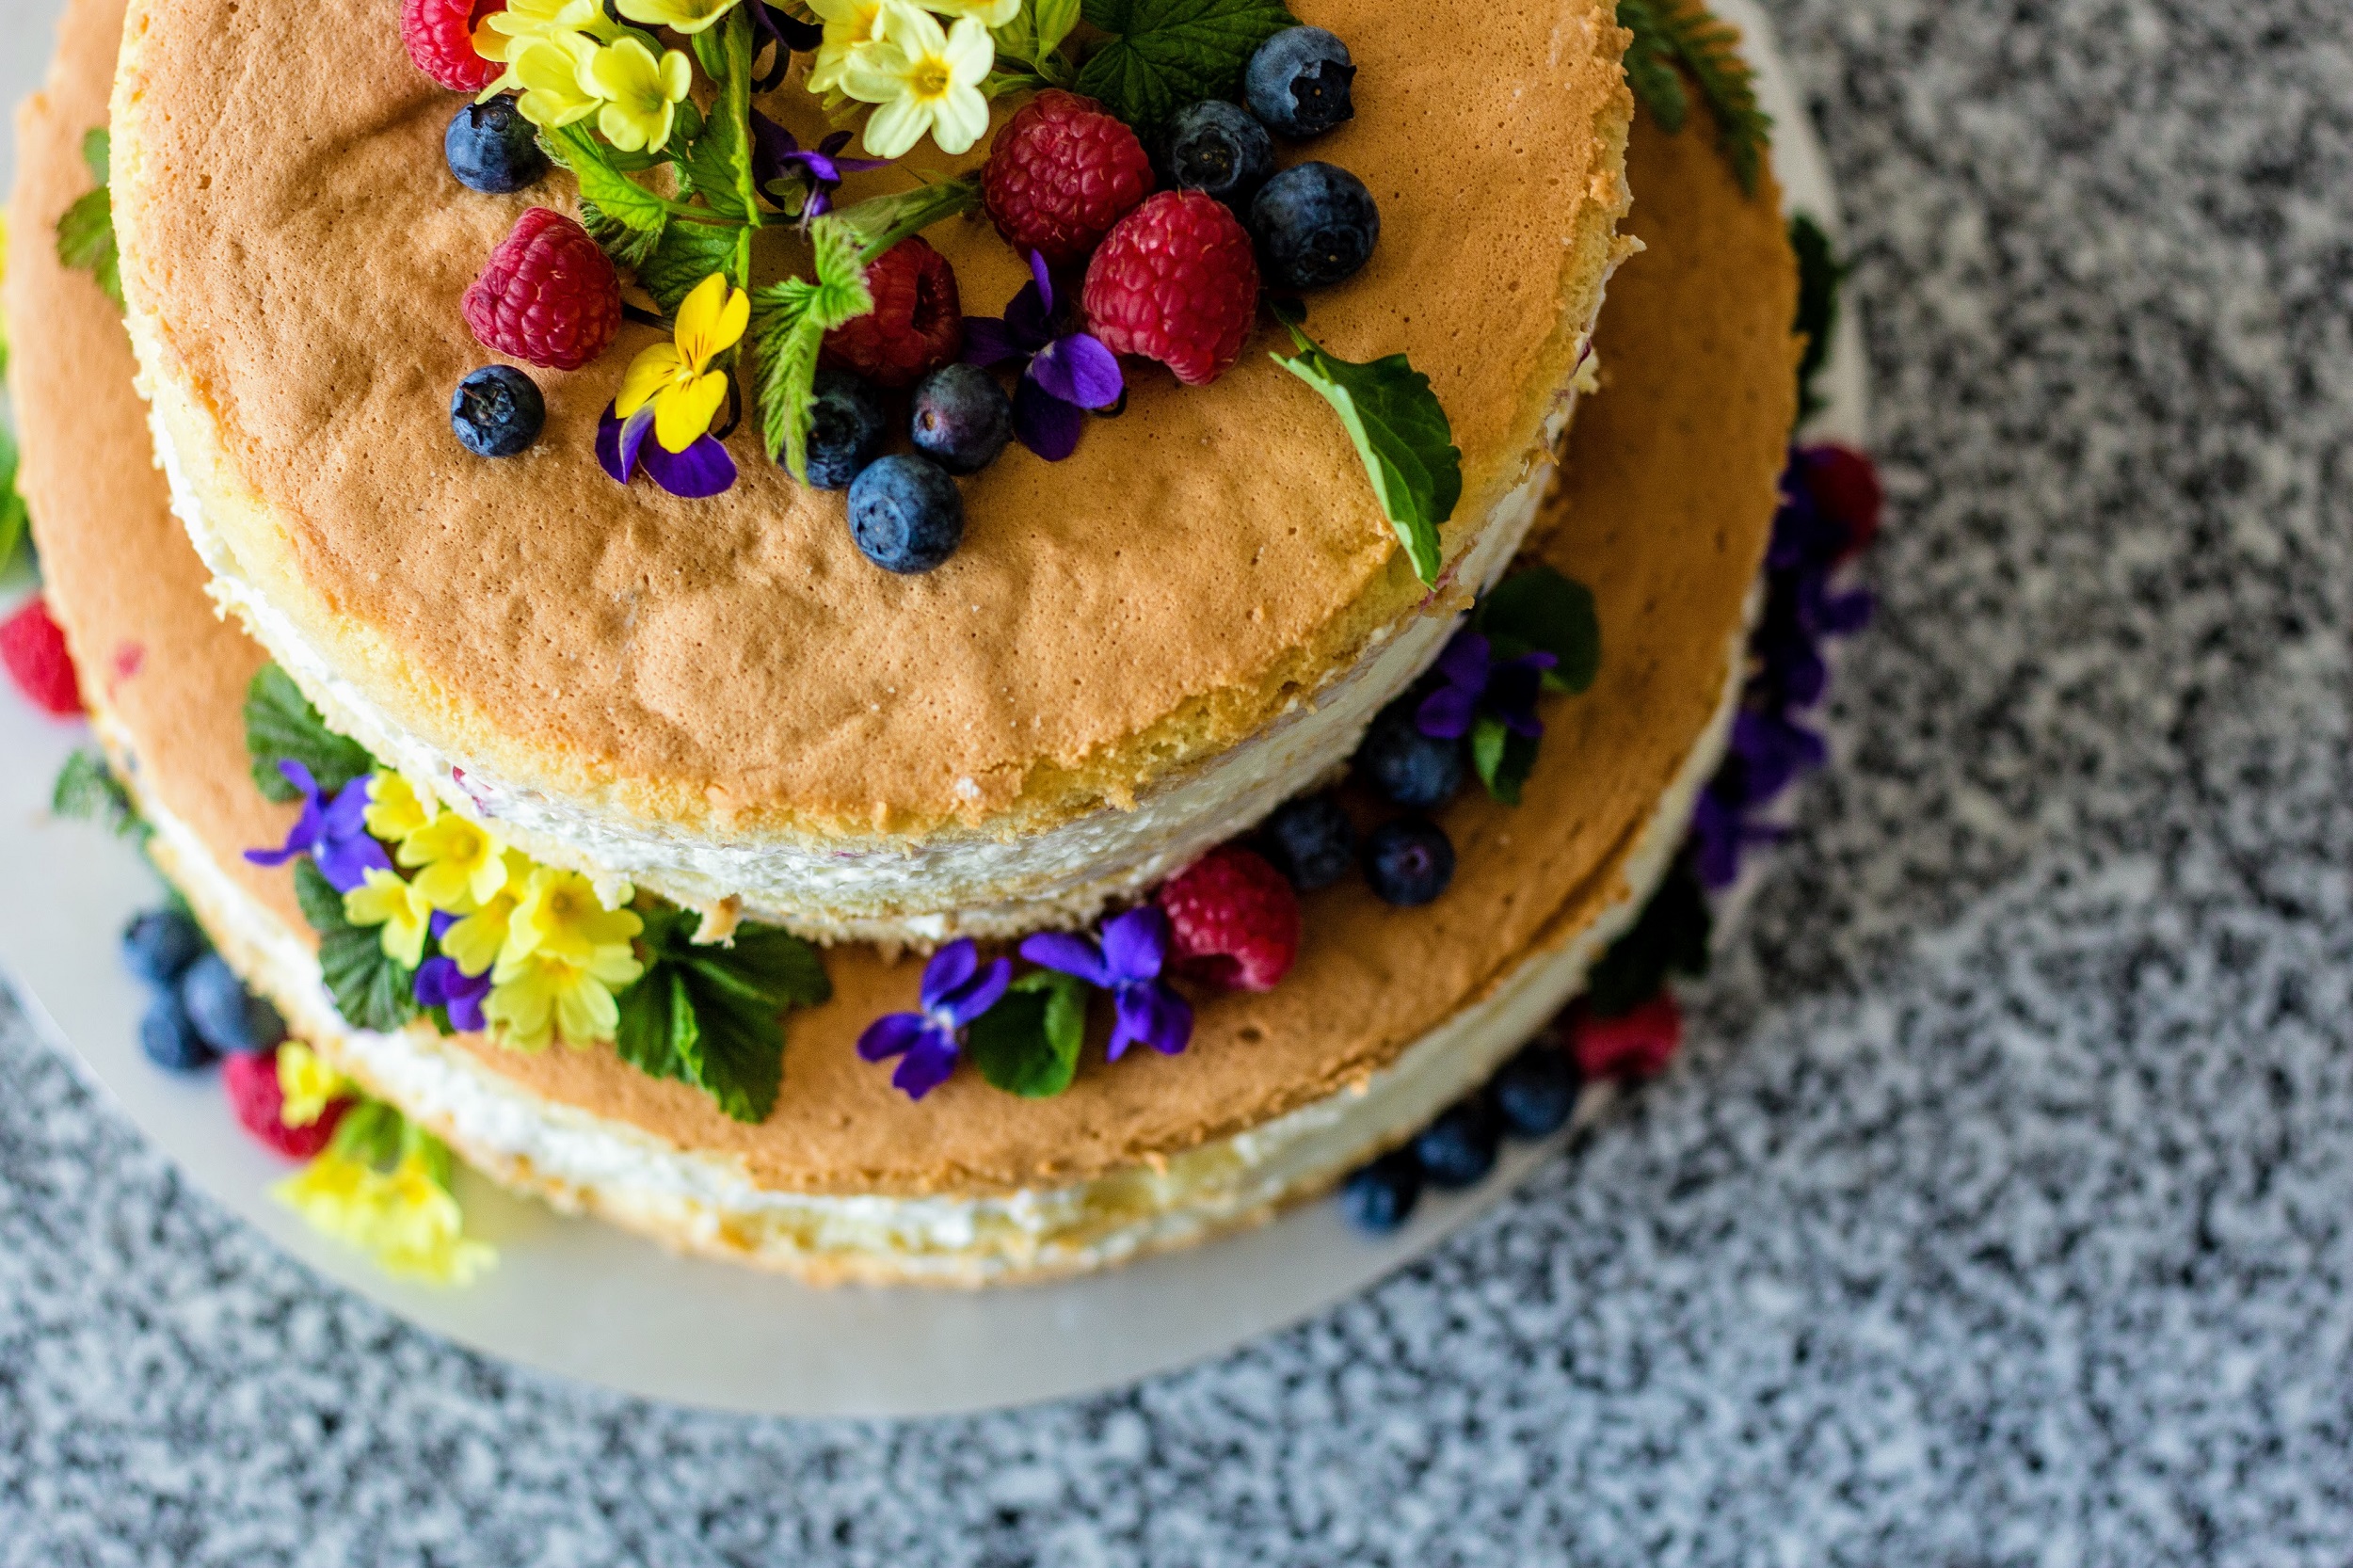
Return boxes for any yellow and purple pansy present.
[597,272,748,499]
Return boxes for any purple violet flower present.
[1415,630,1560,742]
[750,111,888,222]
[857,938,1014,1100]
[964,250,1124,461]
[1019,906,1194,1062]
[414,954,492,1033]
[244,761,392,893]
[1689,783,1785,890]
[597,401,737,500]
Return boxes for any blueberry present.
[848,454,965,573]
[444,97,549,194]
[450,365,545,457]
[1245,25,1356,138]
[1162,100,1275,207]
[1414,1096,1501,1189]
[1363,817,1456,906]
[1492,1042,1580,1138]
[1250,162,1381,291]
[138,992,215,1073]
[804,368,888,490]
[1260,794,1354,891]
[179,953,286,1055]
[1338,1149,1421,1234]
[1355,698,1463,808]
[909,363,1013,475]
[120,907,208,989]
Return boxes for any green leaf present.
[55,186,121,312]
[676,13,758,230]
[750,212,877,480]
[830,175,984,267]
[638,217,745,316]
[0,417,30,577]
[296,859,421,1034]
[612,915,830,1123]
[51,747,143,839]
[966,970,1089,1098]
[1789,212,1844,422]
[1616,0,1690,134]
[545,123,671,267]
[1584,859,1711,1017]
[1077,0,1297,136]
[329,1098,407,1171]
[1616,0,1769,196]
[81,127,108,184]
[1476,566,1601,695]
[244,664,374,803]
[1271,308,1462,587]
[996,0,1081,77]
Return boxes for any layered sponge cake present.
[10,0,1827,1282]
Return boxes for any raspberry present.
[822,236,965,390]
[1568,993,1683,1081]
[224,1048,351,1161]
[1082,192,1261,387]
[462,208,621,373]
[1797,443,1884,561]
[402,0,505,94]
[1158,845,1300,992]
[1,596,84,717]
[981,90,1155,265]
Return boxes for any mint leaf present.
[1077,0,1297,136]
[1271,309,1461,587]
[1789,213,1844,421]
[1615,0,1769,196]
[638,218,744,316]
[966,970,1088,1098]
[55,188,120,312]
[545,124,670,267]
[1584,859,1711,1016]
[296,859,421,1034]
[1476,566,1601,695]
[244,664,374,803]
[51,746,143,840]
[614,911,831,1123]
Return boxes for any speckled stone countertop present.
[6,0,2353,1560]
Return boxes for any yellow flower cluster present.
[343,771,644,1053]
[277,1143,494,1286]
[276,1042,349,1129]
[476,0,696,153]
[816,0,1013,157]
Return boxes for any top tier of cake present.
[109,0,1633,942]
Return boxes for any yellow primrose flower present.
[475,0,609,66]
[584,37,695,154]
[396,811,510,916]
[615,273,751,455]
[344,869,438,969]
[510,30,606,132]
[615,0,743,34]
[807,0,890,96]
[361,769,435,846]
[440,851,534,976]
[930,0,1021,25]
[276,1043,349,1129]
[501,865,645,968]
[484,945,644,1051]
[840,2,995,158]
[277,1151,493,1286]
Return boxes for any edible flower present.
[277,1120,492,1286]
[614,0,743,33]
[856,938,1012,1099]
[474,0,611,94]
[928,0,1022,23]
[344,868,440,969]
[508,30,607,131]
[439,863,529,977]
[499,865,645,969]
[361,768,435,847]
[600,272,746,499]
[806,0,889,96]
[839,2,994,159]
[1415,630,1558,743]
[396,811,510,915]
[964,250,1124,460]
[275,1042,351,1129]
[750,111,888,223]
[748,2,825,90]
[244,760,392,894]
[1019,905,1193,1061]
[414,948,494,1033]
[584,36,695,153]
[484,944,645,1052]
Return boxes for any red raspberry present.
[1798,443,1884,561]
[821,236,964,390]
[401,0,506,94]
[1082,192,1260,387]
[1568,993,1683,1081]
[462,208,621,373]
[1,596,84,717]
[1158,845,1301,992]
[224,1048,352,1162]
[982,90,1155,265]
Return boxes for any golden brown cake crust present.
[19,0,1794,1196]
[108,0,1635,840]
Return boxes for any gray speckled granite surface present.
[7,0,2353,1560]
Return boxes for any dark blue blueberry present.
[120,907,208,989]
[1338,1149,1421,1234]
[179,954,286,1055]
[450,366,545,458]
[848,454,965,573]
[804,368,889,490]
[1260,793,1354,891]
[1162,100,1275,207]
[1492,1041,1581,1138]
[1363,817,1456,906]
[1250,161,1381,291]
[1244,25,1356,138]
[444,97,550,195]
[908,363,1013,475]
[138,992,215,1073]
[1414,1096,1502,1189]
[1356,698,1463,808]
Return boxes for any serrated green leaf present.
[1616,0,1769,196]
[966,970,1088,1098]
[51,747,142,838]
[638,218,745,316]
[1585,859,1712,1016]
[750,214,875,480]
[80,127,108,184]
[611,917,828,1123]
[0,417,29,577]
[1789,212,1844,422]
[616,965,695,1082]
[1476,566,1601,695]
[545,123,671,265]
[1272,312,1461,587]
[296,859,421,1033]
[1077,0,1296,136]
[244,664,374,803]
[55,186,121,311]
[829,176,984,267]
[1617,0,1690,133]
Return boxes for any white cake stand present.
[0,0,1863,1417]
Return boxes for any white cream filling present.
[131,587,1746,1287]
